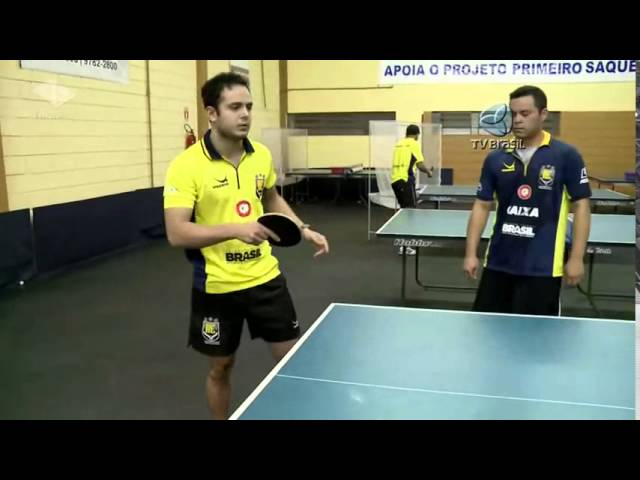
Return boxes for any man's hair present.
[201,72,250,110]
[509,85,547,111]
[406,124,420,137]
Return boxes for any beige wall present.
[0,121,7,212]
[559,112,635,196]
[285,60,636,171]
[432,113,636,187]
[2,60,631,210]
[0,60,150,210]
[0,59,281,211]
[247,60,281,143]
[148,60,198,187]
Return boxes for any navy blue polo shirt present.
[476,131,592,277]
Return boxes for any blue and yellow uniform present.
[477,131,592,277]
[391,137,425,208]
[391,137,425,184]
[163,130,299,356]
[163,131,280,294]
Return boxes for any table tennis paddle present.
[257,213,302,247]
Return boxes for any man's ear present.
[540,107,548,123]
[206,106,218,124]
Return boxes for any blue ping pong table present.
[230,303,634,420]
[418,185,633,213]
[375,209,635,314]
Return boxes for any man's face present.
[208,85,252,139]
[509,95,547,139]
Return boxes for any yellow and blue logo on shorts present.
[202,317,221,345]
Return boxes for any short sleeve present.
[476,154,496,201]
[563,147,592,201]
[412,141,425,164]
[163,157,197,209]
[264,148,277,189]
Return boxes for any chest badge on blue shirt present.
[517,184,532,200]
[538,165,555,190]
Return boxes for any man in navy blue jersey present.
[463,85,592,315]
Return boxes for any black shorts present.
[472,268,562,316]
[391,179,417,208]
[188,274,299,357]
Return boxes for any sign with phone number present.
[20,60,129,84]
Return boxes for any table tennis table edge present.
[375,207,404,235]
[230,302,633,419]
[229,302,339,420]
[375,209,634,245]
[326,302,632,324]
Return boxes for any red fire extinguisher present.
[184,107,196,149]
[184,123,197,148]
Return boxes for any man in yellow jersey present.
[391,124,434,254]
[463,85,591,316]
[163,72,329,419]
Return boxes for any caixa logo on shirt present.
[506,205,539,218]
[501,223,535,238]
[225,249,262,263]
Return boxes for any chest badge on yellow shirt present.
[236,200,251,217]
[255,174,266,199]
